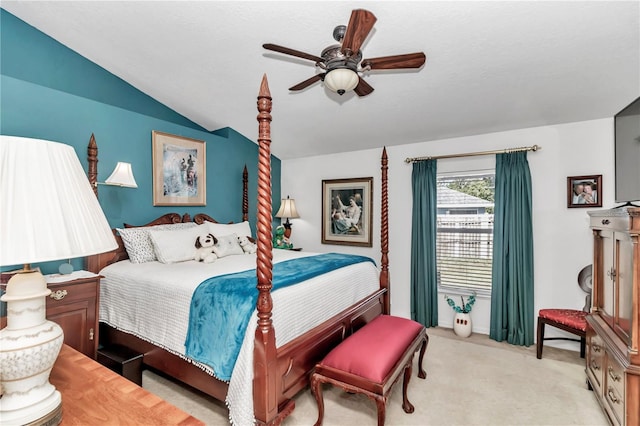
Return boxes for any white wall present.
[281,118,614,351]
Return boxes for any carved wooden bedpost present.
[253,75,281,425]
[243,165,249,222]
[380,147,390,314]
[88,133,98,197]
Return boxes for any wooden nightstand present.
[1,271,101,359]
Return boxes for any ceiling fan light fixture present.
[263,9,425,97]
[324,68,359,95]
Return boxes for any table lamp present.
[275,195,300,239]
[0,136,117,425]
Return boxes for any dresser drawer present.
[588,334,605,389]
[605,354,625,425]
[589,214,631,232]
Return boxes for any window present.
[436,172,495,294]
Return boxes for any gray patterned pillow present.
[117,222,197,263]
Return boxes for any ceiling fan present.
[263,9,426,97]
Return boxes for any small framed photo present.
[567,175,602,208]
[152,131,206,206]
[322,177,373,247]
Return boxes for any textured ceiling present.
[3,1,639,160]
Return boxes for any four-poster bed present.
[85,75,390,425]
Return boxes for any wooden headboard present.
[84,135,249,273]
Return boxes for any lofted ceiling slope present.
[2,1,639,160]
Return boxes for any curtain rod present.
[404,144,542,163]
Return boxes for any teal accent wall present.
[0,10,281,274]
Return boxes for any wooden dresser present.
[586,207,640,425]
[51,344,204,425]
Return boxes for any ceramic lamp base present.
[0,271,64,426]
[32,401,63,426]
[0,392,62,426]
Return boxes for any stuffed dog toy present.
[195,233,218,263]
[238,235,257,254]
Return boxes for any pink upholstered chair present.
[536,308,587,359]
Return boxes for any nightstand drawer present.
[46,281,97,306]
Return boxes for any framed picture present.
[322,177,373,247]
[567,175,602,208]
[152,131,206,206]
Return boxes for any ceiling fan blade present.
[341,9,377,57]
[354,77,374,97]
[289,74,325,91]
[362,52,426,70]
[263,43,324,63]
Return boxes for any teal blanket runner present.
[184,253,375,381]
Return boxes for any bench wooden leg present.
[417,333,428,379]
[401,359,415,414]
[375,394,387,426]
[310,373,325,426]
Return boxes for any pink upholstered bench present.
[310,315,428,426]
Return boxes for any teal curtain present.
[411,160,438,327]
[490,151,534,346]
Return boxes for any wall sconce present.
[0,136,117,425]
[77,161,135,275]
[96,162,138,188]
[275,195,300,239]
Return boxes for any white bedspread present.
[99,250,380,425]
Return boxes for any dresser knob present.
[608,366,621,382]
[601,219,610,225]
[607,387,620,404]
[50,289,68,300]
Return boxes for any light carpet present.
[142,327,608,425]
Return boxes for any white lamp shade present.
[324,68,359,94]
[105,161,138,188]
[275,197,300,219]
[0,136,118,266]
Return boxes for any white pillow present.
[149,224,207,264]
[212,233,245,258]
[207,221,252,239]
[117,222,196,263]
